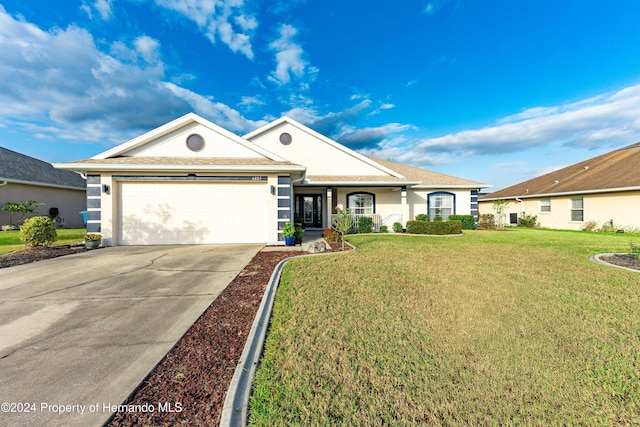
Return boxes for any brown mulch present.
[600,254,640,271]
[0,245,87,268]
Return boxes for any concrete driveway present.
[0,244,262,427]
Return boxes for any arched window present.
[347,192,375,215]
[427,192,455,220]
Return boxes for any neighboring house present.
[479,142,640,230]
[55,113,489,246]
[0,147,86,227]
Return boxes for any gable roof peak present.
[92,112,284,161]
[245,116,406,179]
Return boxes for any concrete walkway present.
[0,244,261,427]
[261,230,328,253]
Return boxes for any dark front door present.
[295,195,322,228]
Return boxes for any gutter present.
[53,162,306,174]
[480,185,640,201]
[0,177,84,191]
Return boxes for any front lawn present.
[250,229,640,425]
[0,228,86,255]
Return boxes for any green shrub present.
[19,216,57,247]
[294,224,303,244]
[449,214,476,229]
[406,220,429,234]
[406,220,462,235]
[393,222,403,233]
[433,215,443,222]
[478,214,496,230]
[518,213,538,228]
[415,214,429,221]
[357,216,374,233]
[379,225,388,233]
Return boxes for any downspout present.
[515,197,524,214]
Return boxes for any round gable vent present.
[279,132,292,145]
[186,134,205,152]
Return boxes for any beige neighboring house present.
[55,113,489,246]
[479,142,640,230]
[0,147,87,228]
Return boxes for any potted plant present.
[281,222,295,246]
[84,233,102,249]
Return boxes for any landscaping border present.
[590,253,640,273]
[220,242,354,426]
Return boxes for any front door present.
[295,195,322,228]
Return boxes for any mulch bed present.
[600,254,640,271]
[0,245,87,268]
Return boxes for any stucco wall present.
[0,182,86,227]
[479,190,640,230]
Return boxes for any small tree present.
[491,199,510,230]
[2,200,44,226]
[331,208,354,250]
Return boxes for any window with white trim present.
[571,197,583,221]
[540,198,551,213]
[347,192,375,215]
[427,192,455,220]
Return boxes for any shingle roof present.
[481,142,640,200]
[368,157,488,187]
[0,147,86,189]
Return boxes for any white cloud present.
[0,7,263,143]
[410,84,640,156]
[268,24,309,86]
[82,0,114,21]
[154,0,256,58]
[94,0,114,20]
[133,35,161,64]
[238,95,266,111]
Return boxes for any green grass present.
[249,228,640,425]
[0,228,86,255]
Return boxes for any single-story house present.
[55,113,489,246]
[0,147,86,227]
[479,142,640,230]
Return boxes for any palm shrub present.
[20,216,57,247]
[331,209,354,250]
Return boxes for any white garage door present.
[118,181,269,245]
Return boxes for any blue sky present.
[1,1,639,190]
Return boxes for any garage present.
[117,180,269,245]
